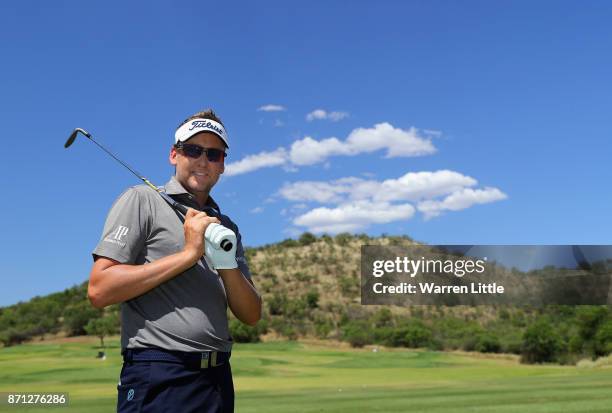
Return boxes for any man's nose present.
[195,154,210,167]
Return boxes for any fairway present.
[0,337,611,412]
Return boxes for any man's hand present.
[205,223,238,269]
[183,208,220,264]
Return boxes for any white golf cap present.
[175,118,229,149]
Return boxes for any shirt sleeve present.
[92,187,150,264]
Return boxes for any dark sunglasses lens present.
[182,144,204,158]
[205,149,225,162]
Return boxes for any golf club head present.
[64,128,91,148]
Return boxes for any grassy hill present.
[1,233,611,365]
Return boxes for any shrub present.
[334,233,353,246]
[285,298,308,319]
[402,323,433,348]
[499,308,511,320]
[270,318,298,340]
[229,319,267,343]
[576,306,608,341]
[63,301,102,336]
[371,308,394,328]
[568,332,584,354]
[476,334,501,353]
[521,319,564,363]
[384,322,433,348]
[267,292,288,316]
[84,314,119,348]
[0,328,32,347]
[342,321,373,348]
[594,320,612,356]
[314,318,333,338]
[294,272,313,282]
[321,235,333,245]
[278,238,299,248]
[338,276,358,295]
[305,290,319,309]
[298,232,317,246]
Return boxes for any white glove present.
[204,223,238,269]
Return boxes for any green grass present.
[0,337,611,412]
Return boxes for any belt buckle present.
[200,352,221,369]
[200,352,209,369]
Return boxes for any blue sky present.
[1,1,611,306]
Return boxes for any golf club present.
[64,127,233,252]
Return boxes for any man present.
[88,109,262,412]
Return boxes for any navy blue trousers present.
[116,359,234,412]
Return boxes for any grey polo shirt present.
[92,176,251,353]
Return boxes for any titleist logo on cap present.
[175,117,230,148]
[189,120,225,137]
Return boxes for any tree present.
[305,290,319,309]
[594,320,612,357]
[267,292,288,315]
[63,301,102,336]
[0,328,30,347]
[521,319,563,363]
[84,315,118,348]
[476,334,502,353]
[334,233,353,246]
[341,320,373,348]
[229,318,267,343]
[576,306,608,342]
[298,232,317,246]
[371,308,394,328]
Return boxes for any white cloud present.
[306,109,327,121]
[288,122,436,166]
[279,180,352,203]
[289,136,351,165]
[346,123,436,158]
[225,148,288,176]
[250,207,264,214]
[306,109,349,122]
[417,187,508,219]
[278,170,477,204]
[293,201,416,233]
[279,171,508,232]
[225,122,436,176]
[329,111,349,121]
[273,119,284,127]
[258,104,286,112]
[377,171,477,202]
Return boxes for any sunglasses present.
[175,143,227,162]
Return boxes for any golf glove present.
[204,223,238,269]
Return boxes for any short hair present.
[177,108,225,129]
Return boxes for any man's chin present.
[187,178,208,188]
[186,182,212,195]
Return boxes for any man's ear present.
[169,146,178,166]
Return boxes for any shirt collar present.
[163,176,221,213]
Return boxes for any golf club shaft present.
[65,128,232,251]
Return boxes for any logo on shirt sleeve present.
[103,225,130,247]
